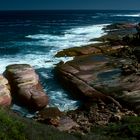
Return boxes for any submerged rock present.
[0,75,11,106]
[4,64,48,110]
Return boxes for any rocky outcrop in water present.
[0,75,11,106]
[55,23,140,114]
[4,64,48,110]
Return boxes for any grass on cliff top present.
[0,107,78,140]
[0,107,27,140]
[0,107,140,140]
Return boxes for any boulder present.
[0,75,11,106]
[4,64,48,110]
[35,107,78,131]
[35,107,63,126]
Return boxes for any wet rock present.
[105,23,136,31]
[0,75,11,106]
[56,53,140,113]
[55,43,125,57]
[55,44,102,57]
[56,55,119,103]
[4,64,48,110]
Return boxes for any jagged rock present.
[34,107,78,131]
[0,75,11,106]
[4,64,48,110]
[66,100,137,134]
[35,107,63,126]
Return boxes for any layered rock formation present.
[56,53,140,113]
[55,23,140,113]
[0,75,11,106]
[4,64,48,110]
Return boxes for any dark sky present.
[0,0,140,10]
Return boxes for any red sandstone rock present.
[56,54,140,113]
[4,64,48,110]
[0,75,11,106]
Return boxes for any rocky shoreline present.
[55,23,140,112]
[54,22,140,135]
[0,22,140,139]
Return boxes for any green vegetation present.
[0,107,140,140]
[89,116,140,140]
[0,107,27,140]
[0,107,78,140]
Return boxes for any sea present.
[0,10,140,117]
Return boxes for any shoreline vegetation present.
[0,22,140,140]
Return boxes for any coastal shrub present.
[0,107,139,140]
[0,107,27,140]
[71,122,138,140]
[0,107,79,140]
[90,116,140,140]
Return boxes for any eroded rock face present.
[0,75,11,106]
[4,64,48,110]
[55,44,125,57]
[56,55,140,113]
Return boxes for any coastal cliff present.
[54,23,140,137]
[0,23,140,140]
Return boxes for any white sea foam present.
[114,14,140,17]
[26,24,108,49]
[0,24,107,113]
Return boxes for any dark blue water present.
[0,10,140,116]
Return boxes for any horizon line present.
[0,9,140,11]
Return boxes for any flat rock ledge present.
[56,54,140,113]
[4,64,48,110]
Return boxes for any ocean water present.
[0,10,140,116]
